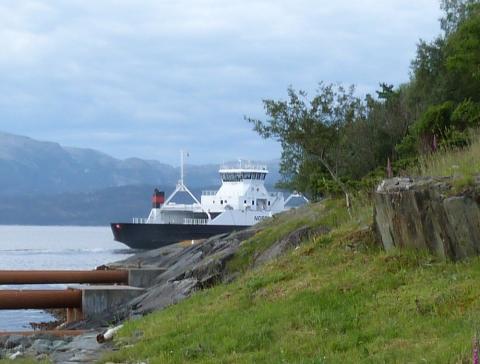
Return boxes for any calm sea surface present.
[0,225,133,331]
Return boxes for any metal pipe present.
[0,290,82,309]
[0,270,128,285]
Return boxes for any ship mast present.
[180,149,185,186]
[162,150,212,220]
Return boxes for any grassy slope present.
[102,196,480,363]
[416,132,480,189]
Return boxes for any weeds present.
[415,130,480,190]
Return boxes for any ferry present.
[111,153,306,249]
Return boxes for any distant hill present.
[0,131,280,195]
[0,132,281,225]
[0,132,176,195]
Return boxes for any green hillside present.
[102,193,480,363]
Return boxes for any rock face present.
[0,333,104,363]
[254,225,330,267]
[374,176,480,260]
[109,224,326,317]
[121,228,259,315]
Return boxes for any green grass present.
[415,132,480,189]
[227,199,354,274]
[101,198,480,363]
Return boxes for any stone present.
[50,340,67,351]
[4,335,27,350]
[49,332,106,363]
[31,339,53,354]
[35,353,49,361]
[374,176,480,260]
[254,225,329,266]
[0,336,9,349]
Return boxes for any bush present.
[451,99,480,128]
[414,101,455,137]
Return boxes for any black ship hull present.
[111,222,250,250]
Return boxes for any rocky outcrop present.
[109,224,326,317]
[254,225,330,267]
[0,332,111,363]
[374,176,480,260]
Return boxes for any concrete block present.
[127,268,165,288]
[68,285,145,319]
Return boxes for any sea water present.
[0,225,133,331]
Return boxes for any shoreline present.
[0,226,261,361]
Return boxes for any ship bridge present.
[200,163,284,214]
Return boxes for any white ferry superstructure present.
[111,156,306,249]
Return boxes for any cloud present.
[0,0,442,164]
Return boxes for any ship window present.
[244,200,247,204]
[252,200,255,205]
[268,201,271,206]
[221,200,223,204]
[225,200,227,203]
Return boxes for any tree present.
[440,0,479,35]
[410,37,447,107]
[445,3,480,101]
[246,83,364,206]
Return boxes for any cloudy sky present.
[0,1,442,165]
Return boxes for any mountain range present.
[0,132,280,225]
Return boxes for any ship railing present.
[184,218,209,225]
[202,190,217,196]
[132,217,148,224]
[162,203,203,212]
[220,162,267,170]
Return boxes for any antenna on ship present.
[180,149,186,188]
